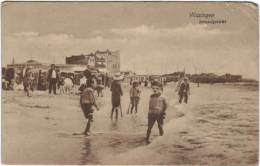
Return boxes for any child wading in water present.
[146,80,168,144]
[80,77,99,136]
[96,77,104,97]
[129,81,141,114]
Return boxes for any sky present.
[2,2,259,79]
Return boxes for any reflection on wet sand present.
[80,138,97,165]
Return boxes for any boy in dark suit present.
[146,80,168,144]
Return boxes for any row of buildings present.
[5,49,250,84]
[66,49,120,73]
[6,49,120,74]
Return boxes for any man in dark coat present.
[47,64,59,94]
[178,77,190,104]
[110,73,123,120]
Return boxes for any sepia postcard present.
[1,1,259,165]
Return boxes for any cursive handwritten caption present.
[189,12,227,24]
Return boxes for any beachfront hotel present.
[66,49,120,74]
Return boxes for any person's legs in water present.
[134,98,138,113]
[157,115,164,136]
[136,105,139,113]
[184,92,188,104]
[80,104,93,135]
[130,97,134,114]
[110,107,115,120]
[130,104,134,114]
[85,113,93,135]
[146,113,156,143]
[179,92,184,103]
[101,89,103,97]
[115,108,118,120]
[30,81,34,92]
[84,119,91,136]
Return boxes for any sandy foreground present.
[2,83,258,165]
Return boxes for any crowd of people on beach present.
[4,64,111,97]
[4,64,191,144]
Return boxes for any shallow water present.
[2,83,258,165]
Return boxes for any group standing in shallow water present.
[20,65,190,143]
[18,64,191,143]
[78,69,191,144]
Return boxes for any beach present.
[2,83,258,165]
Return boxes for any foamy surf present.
[99,102,194,165]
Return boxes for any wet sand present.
[2,83,258,165]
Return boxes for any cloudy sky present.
[2,2,258,79]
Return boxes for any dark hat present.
[151,80,163,89]
[83,69,92,78]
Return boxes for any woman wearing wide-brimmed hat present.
[110,73,123,120]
